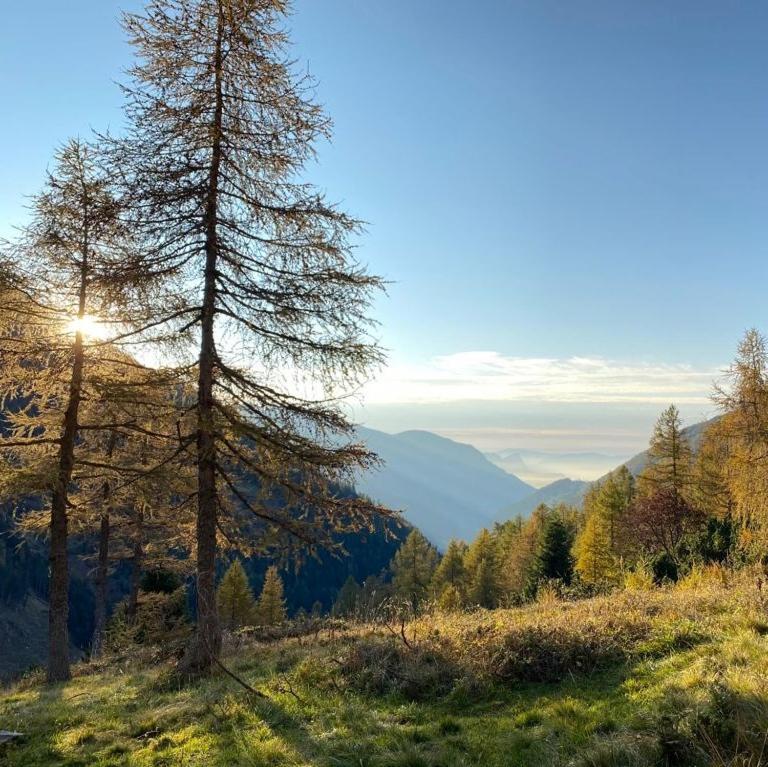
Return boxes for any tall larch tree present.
[638,405,693,500]
[0,140,145,682]
[714,329,768,549]
[112,0,393,673]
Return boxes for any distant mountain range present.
[357,418,718,547]
[355,428,534,547]
[484,448,631,487]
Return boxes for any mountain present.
[495,478,590,523]
[355,427,535,547]
[485,449,631,487]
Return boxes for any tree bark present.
[180,1,224,675]
[48,205,90,683]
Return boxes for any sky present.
[2,1,767,461]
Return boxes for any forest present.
[3,1,768,766]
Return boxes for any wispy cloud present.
[364,352,721,405]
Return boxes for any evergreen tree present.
[255,566,287,626]
[112,0,392,674]
[331,575,361,618]
[532,516,574,586]
[639,405,693,499]
[217,560,257,629]
[503,506,549,598]
[430,539,467,600]
[390,530,439,606]
[464,529,500,608]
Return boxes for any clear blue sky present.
[2,1,767,457]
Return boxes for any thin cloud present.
[364,351,720,405]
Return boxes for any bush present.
[336,635,465,701]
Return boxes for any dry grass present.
[4,568,768,766]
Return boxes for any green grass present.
[3,573,768,766]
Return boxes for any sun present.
[67,314,108,340]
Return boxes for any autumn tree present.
[255,566,287,626]
[627,489,704,565]
[574,512,615,585]
[574,468,633,585]
[638,405,693,499]
[217,559,256,629]
[430,539,467,603]
[390,530,439,607]
[110,0,392,675]
[713,330,768,550]
[0,140,150,682]
[464,529,500,608]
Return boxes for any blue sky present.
[2,1,767,457]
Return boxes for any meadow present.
[3,567,768,767]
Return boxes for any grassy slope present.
[3,573,768,767]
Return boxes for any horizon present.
[2,0,763,459]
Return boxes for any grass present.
[3,569,768,766]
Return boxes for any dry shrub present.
[335,635,465,700]
[404,579,756,687]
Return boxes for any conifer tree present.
[714,330,768,548]
[574,512,615,584]
[111,0,391,674]
[331,575,361,618]
[532,516,574,586]
[390,530,439,607]
[639,405,693,499]
[464,529,500,608]
[217,559,257,629]
[430,539,467,600]
[0,140,147,682]
[255,565,287,626]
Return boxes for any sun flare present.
[67,314,108,340]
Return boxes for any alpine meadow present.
[3,2,768,766]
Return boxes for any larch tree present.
[713,329,768,549]
[111,0,392,675]
[638,405,693,499]
[430,539,467,602]
[255,565,287,625]
[217,559,257,629]
[463,529,500,608]
[574,511,615,585]
[0,140,149,682]
[390,530,439,607]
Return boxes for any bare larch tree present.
[111,0,393,675]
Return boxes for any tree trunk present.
[91,513,110,658]
[47,216,89,682]
[127,505,144,623]
[180,2,225,676]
